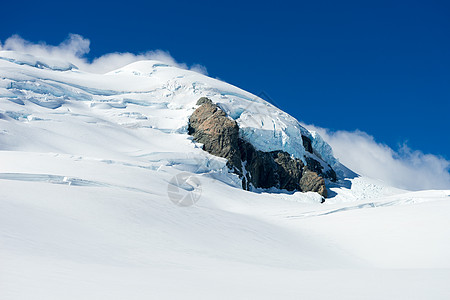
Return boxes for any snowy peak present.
[0,50,343,194]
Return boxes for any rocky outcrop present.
[305,156,337,182]
[299,169,327,197]
[238,140,328,197]
[188,97,242,171]
[188,97,334,198]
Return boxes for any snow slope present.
[1,51,449,299]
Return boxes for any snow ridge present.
[0,51,339,173]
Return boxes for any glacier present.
[0,52,339,169]
[0,50,449,299]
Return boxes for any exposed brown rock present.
[188,97,330,198]
[188,97,242,171]
[305,156,337,182]
[299,169,328,198]
[272,151,304,191]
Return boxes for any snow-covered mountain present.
[1,50,449,299]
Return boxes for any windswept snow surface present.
[1,51,449,299]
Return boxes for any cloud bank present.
[0,34,207,75]
[303,124,450,191]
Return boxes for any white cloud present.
[0,34,207,75]
[190,64,209,76]
[303,124,450,191]
[3,34,90,61]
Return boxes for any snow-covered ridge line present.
[110,61,341,169]
[0,50,78,71]
[0,50,341,180]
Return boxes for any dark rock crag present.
[188,97,335,198]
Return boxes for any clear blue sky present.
[1,0,449,159]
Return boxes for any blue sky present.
[1,0,449,161]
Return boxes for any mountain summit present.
[0,50,344,196]
[1,50,449,299]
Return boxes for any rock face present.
[188,97,333,198]
[188,97,242,171]
[299,170,327,198]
